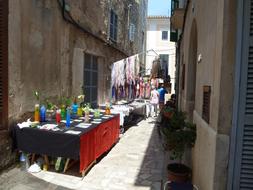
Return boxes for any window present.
[129,23,135,42]
[83,54,98,108]
[110,10,118,42]
[159,54,169,81]
[162,31,168,40]
[202,86,211,123]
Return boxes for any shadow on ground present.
[0,165,71,190]
[134,119,167,190]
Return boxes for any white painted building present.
[146,16,176,94]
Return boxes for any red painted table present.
[80,115,120,172]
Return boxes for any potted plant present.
[161,111,196,183]
[77,95,85,117]
[94,109,100,118]
[83,103,91,122]
[58,96,72,119]
[45,99,57,121]
[161,101,175,119]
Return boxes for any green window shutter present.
[239,0,253,188]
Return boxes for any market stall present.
[108,53,161,130]
[12,113,120,176]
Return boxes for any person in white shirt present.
[150,86,160,117]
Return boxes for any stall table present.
[12,114,120,175]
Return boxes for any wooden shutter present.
[114,13,118,41]
[202,86,211,123]
[0,0,8,129]
[109,10,118,42]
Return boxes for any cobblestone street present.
[0,118,166,190]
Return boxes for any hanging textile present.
[112,60,125,88]
[145,81,151,99]
[126,56,135,85]
[151,59,160,79]
[135,55,140,77]
[111,52,143,101]
[140,78,144,98]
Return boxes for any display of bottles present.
[34,104,40,122]
[40,105,46,122]
[56,109,61,124]
[66,107,71,128]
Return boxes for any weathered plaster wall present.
[8,0,147,120]
[9,0,70,121]
[178,0,236,189]
[2,0,147,170]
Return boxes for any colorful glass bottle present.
[34,104,40,122]
[40,105,46,122]
[56,109,61,124]
[66,107,71,128]
[72,103,78,115]
[77,107,83,117]
[61,105,66,119]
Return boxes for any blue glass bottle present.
[66,107,71,128]
[71,103,78,117]
[40,105,46,122]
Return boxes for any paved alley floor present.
[0,117,166,190]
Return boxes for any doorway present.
[83,53,98,108]
[186,20,197,121]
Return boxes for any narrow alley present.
[0,118,166,190]
[0,0,252,189]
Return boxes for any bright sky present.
[148,0,171,16]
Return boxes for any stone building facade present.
[171,0,236,189]
[146,16,176,95]
[0,0,147,170]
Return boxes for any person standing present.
[158,83,168,111]
[150,86,159,117]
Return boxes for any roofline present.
[147,16,170,19]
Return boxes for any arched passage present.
[186,20,198,121]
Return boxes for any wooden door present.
[0,0,8,129]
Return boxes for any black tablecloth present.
[11,114,118,159]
